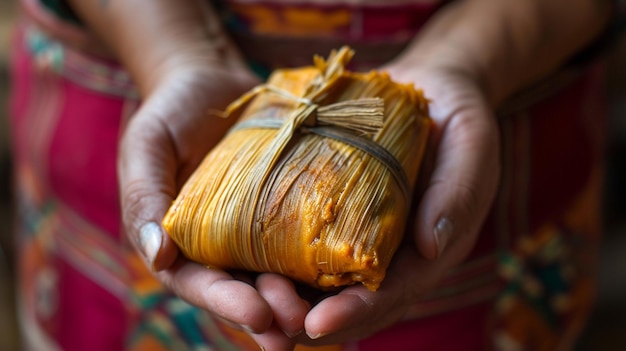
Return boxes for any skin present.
[67,0,612,350]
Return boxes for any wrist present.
[126,14,258,97]
[138,38,253,97]
[386,0,612,108]
[66,0,255,97]
[383,44,489,113]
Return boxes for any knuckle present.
[120,180,172,237]
[121,180,150,223]
[454,182,481,220]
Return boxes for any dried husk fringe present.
[162,47,431,291]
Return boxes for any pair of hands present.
[117,52,500,350]
[66,0,609,347]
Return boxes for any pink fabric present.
[21,0,114,60]
[57,258,126,350]
[47,80,124,237]
[360,302,491,351]
[10,23,128,351]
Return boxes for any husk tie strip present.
[225,85,412,202]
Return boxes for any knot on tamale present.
[215,47,413,204]
[303,97,385,135]
[216,84,385,136]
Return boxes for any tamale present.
[162,47,431,291]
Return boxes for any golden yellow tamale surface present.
[162,48,431,291]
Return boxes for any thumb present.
[414,107,500,261]
[118,110,180,271]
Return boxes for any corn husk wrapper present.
[162,47,431,291]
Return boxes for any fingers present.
[297,247,420,345]
[304,290,374,341]
[247,324,296,351]
[302,285,404,344]
[414,105,500,261]
[156,261,274,333]
[245,274,310,351]
[256,273,310,338]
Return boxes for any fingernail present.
[306,331,326,340]
[242,324,257,334]
[283,328,303,338]
[434,217,453,258]
[139,222,162,268]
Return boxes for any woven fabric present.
[10,0,606,349]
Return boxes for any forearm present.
[392,0,613,106]
[66,0,242,96]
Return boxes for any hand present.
[248,61,501,349]
[117,61,313,342]
[281,0,610,343]
[66,0,311,346]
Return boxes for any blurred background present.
[0,1,624,350]
[0,0,20,350]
